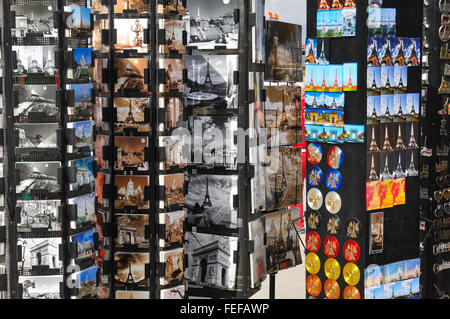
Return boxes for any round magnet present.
[307,143,323,165]
[343,263,361,286]
[324,279,340,299]
[343,240,361,263]
[346,217,362,239]
[325,169,342,191]
[307,166,324,187]
[343,286,361,299]
[327,146,344,169]
[306,231,321,253]
[306,274,322,297]
[323,236,340,258]
[324,258,341,280]
[326,215,342,235]
[305,252,321,275]
[307,188,323,210]
[325,191,342,214]
[307,211,322,230]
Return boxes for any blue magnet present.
[325,169,342,191]
[308,166,324,187]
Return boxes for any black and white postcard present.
[18,275,62,299]
[185,174,237,228]
[16,162,61,195]
[187,0,238,49]
[185,232,238,289]
[185,54,238,109]
[14,85,58,120]
[17,200,61,232]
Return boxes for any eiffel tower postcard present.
[114,0,148,14]
[343,62,357,91]
[114,252,150,289]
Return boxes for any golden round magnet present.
[343,262,360,286]
[325,191,342,214]
[343,286,361,299]
[324,279,340,299]
[305,252,321,275]
[307,211,322,230]
[306,274,322,297]
[307,188,323,210]
[324,258,341,280]
[307,143,323,165]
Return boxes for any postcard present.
[185,174,237,228]
[16,162,61,195]
[185,232,238,289]
[17,200,61,232]
[16,123,58,149]
[114,136,149,171]
[160,248,184,286]
[164,97,184,130]
[264,86,303,146]
[159,210,185,249]
[114,0,148,14]
[68,157,95,192]
[114,97,150,133]
[115,214,149,249]
[160,285,185,299]
[70,48,93,80]
[17,237,62,275]
[67,120,94,154]
[93,19,110,53]
[68,6,92,38]
[18,275,61,299]
[367,38,381,66]
[406,38,421,66]
[248,217,266,288]
[114,58,148,93]
[187,0,238,49]
[185,54,238,109]
[114,252,149,288]
[160,58,185,93]
[367,67,381,92]
[393,66,407,91]
[72,229,95,266]
[72,266,98,299]
[161,19,185,54]
[160,135,186,171]
[365,264,385,288]
[115,290,149,299]
[159,173,185,209]
[13,45,58,77]
[326,64,343,92]
[114,175,149,210]
[342,8,356,37]
[369,211,384,254]
[344,124,365,143]
[12,5,58,38]
[266,20,302,82]
[14,85,58,120]
[343,63,357,91]
[69,193,96,230]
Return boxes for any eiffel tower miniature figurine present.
[382,126,393,151]
[317,39,329,64]
[408,122,418,148]
[406,151,418,176]
[393,152,406,178]
[318,0,330,10]
[203,178,212,207]
[369,126,380,152]
[381,40,394,66]
[126,255,135,284]
[395,125,406,150]
[368,154,379,181]
[380,155,393,180]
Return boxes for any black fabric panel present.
[306,0,421,280]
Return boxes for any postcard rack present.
[303,0,423,299]
[0,0,307,299]
[419,0,450,299]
